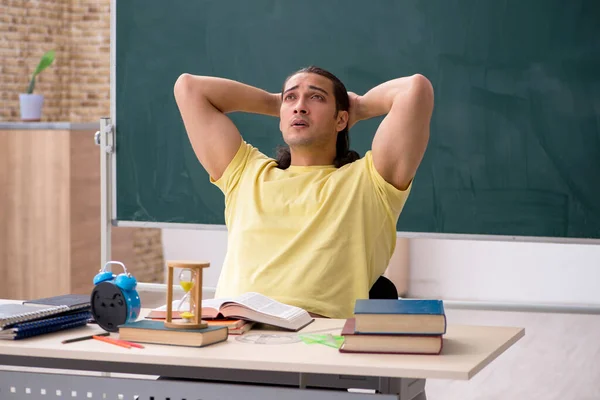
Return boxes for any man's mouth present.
[291,118,309,128]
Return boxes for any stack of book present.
[339,298,446,355]
[0,294,91,340]
[121,292,314,348]
[146,309,254,335]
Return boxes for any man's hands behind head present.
[347,91,364,130]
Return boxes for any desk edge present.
[467,327,525,379]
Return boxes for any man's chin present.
[283,133,315,147]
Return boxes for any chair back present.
[369,276,398,299]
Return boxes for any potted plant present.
[19,50,56,121]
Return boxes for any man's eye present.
[312,95,323,100]
[285,94,295,101]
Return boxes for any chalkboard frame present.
[108,0,600,245]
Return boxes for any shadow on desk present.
[438,338,472,356]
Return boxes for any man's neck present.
[289,148,336,166]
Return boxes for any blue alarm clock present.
[91,261,141,332]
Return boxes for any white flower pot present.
[19,93,44,121]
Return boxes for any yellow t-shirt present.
[211,141,411,318]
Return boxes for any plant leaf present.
[32,50,56,77]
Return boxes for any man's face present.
[279,72,347,150]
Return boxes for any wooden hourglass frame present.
[164,260,210,329]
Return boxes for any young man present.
[174,66,433,318]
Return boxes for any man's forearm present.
[179,74,280,117]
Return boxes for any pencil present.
[93,335,131,349]
[115,339,145,349]
[62,332,109,344]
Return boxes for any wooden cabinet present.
[0,124,136,300]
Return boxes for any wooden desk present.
[0,305,524,400]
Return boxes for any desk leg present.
[385,377,426,400]
[299,373,307,389]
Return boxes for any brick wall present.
[67,1,110,122]
[0,0,109,122]
[1,1,69,121]
[1,0,164,283]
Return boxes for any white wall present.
[160,228,600,400]
[409,238,600,305]
[161,228,228,291]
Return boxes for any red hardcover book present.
[339,318,443,355]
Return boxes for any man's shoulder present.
[233,141,278,174]
[335,152,371,174]
[242,141,274,161]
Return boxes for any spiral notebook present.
[0,303,70,329]
[0,311,91,340]
[23,294,90,311]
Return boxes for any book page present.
[153,299,188,312]
[228,292,305,320]
[202,297,234,311]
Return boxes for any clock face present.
[91,281,128,332]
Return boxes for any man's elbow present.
[407,74,434,108]
[174,73,211,103]
[173,73,196,100]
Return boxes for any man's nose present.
[293,99,308,114]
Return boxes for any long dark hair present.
[276,66,360,169]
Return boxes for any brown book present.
[225,322,254,335]
[205,319,254,335]
[118,320,228,348]
[339,318,443,355]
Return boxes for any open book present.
[152,292,314,331]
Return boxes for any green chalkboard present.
[115,0,600,239]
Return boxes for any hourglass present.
[164,260,210,329]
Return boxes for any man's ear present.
[336,110,349,132]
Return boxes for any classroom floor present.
[424,308,600,400]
